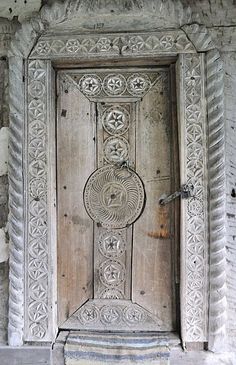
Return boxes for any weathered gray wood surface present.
[57,75,94,325]
[133,70,176,331]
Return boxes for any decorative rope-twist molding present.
[206,49,227,352]
[8,56,25,346]
[182,24,227,351]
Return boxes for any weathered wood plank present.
[57,75,95,325]
[132,70,176,331]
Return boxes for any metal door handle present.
[159,184,194,205]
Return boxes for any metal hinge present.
[159,184,194,206]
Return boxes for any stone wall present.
[0,0,236,360]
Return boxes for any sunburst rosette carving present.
[83,165,145,229]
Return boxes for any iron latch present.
[159,184,194,206]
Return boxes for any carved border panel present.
[30,31,195,59]
[22,53,208,342]
[178,54,208,341]
[25,60,56,341]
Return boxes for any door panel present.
[57,84,95,325]
[57,67,178,331]
[133,78,174,330]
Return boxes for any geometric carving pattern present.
[79,74,102,96]
[27,60,49,340]
[181,54,208,341]
[98,231,126,258]
[31,32,195,59]
[67,300,161,331]
[103,136,129,164]
[65,72,155,99]
[99,259,126,287]
[103,74,126,96]
[102,106,130,135]
[83,165,145,229]
[8,11,226,346]
[127,73,151,96]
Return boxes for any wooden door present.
[57,66,179,332]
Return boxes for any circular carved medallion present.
[78,304,99,324]
[83,165,145,228]
[99,231,125,258]
[79,74,102,96]
[103,136,129,164]
[100,305,122,325]
[127,73,151,96]
[99,259,125,287]
[102,106,130,136]
[123,306,146,324]
[103,74,126,96]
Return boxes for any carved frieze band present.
[30,31,195,59]
[180,54,208,341]
[26,60,51,341]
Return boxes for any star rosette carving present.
[99,231,125,258]
[103,136,129,164]
[79,74,102,96]
[99,259,125,287]
[102,106,130,135]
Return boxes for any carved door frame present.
[8,4,227,353]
